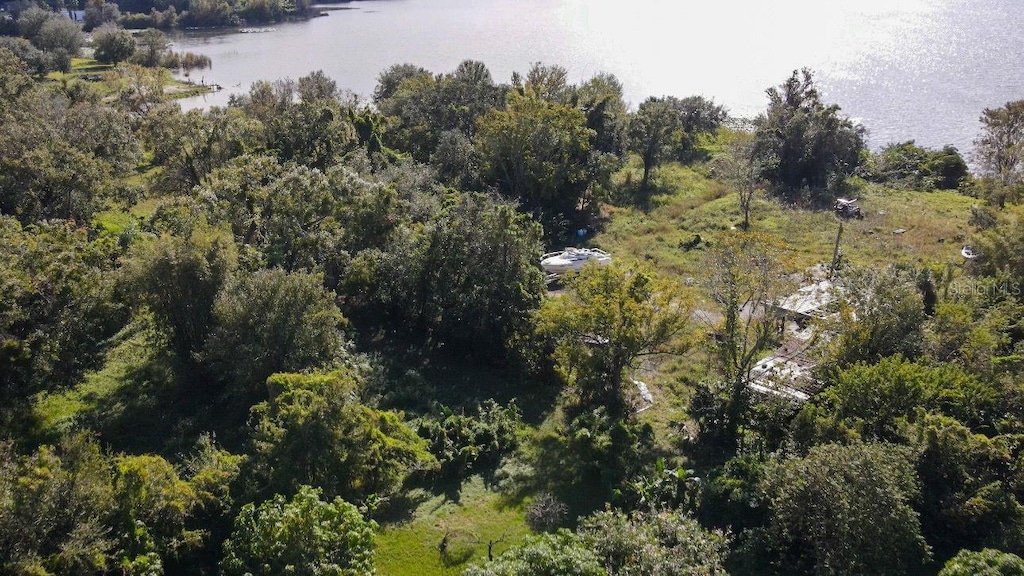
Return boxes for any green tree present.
[521,62,572,104]
[352,193,544,361]
[232,74,357,169]
[92,24,135,64]
[693,232,789,447]
[0,218,126,430]
[0,84,130,224]
[112,454,202,570]
[179,434,245,573]
[578,508,729,575]
[123,225,237,362]
[130,27,169,67]
[181,0,236,28]
[909,414,1024,559]
[17,7,56,42]
[797,356,992,445]
[628,96,681,192]
[536,407,655,509]
[18,7,82,71]
[220,485,376,576]
[761,442,931,576]
[0,37,58,75]
[753,68,864,196]
[0,434,116,575]
[157,106,262,193]
[823,264,927,367]
[974,100,1024,188]
[940,548,1024,576]
[574,72,627,156]
[83,0,120,31]
[375,60,502,161]
[712,134,764,230]
[0,47,35,110]
[372,63,430,105]
[861,141,969,190]
[535,263,691,413]
[475,92,596,230]
[107,64,169,126]
[248,370,432,502]
[203,269,346,401]
[463,530,605,576]
[35,15,83,70]
[201,158,350,272]
[416,400,524,480]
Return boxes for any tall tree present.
[753,68,864,196]
[940,548,1024,576]
[353,193,544,361]
[91,24,135,64]
[628,96,680,192]
[248,370,432,502]
[713,134,764,230]
[574,73,627,156]
[0,218,125,430]
[696,232,789,446]
[973,100,1024,188]
[821,264,927,367]
[202,269,346,401]
[579,508,729,575]
[123,226,237,363]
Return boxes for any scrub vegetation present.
[4,21,1024,575]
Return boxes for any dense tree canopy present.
[627,95,726,192]
[536,263,691,413]
[475,92,596,227]
[940,548,1024,576]
[762,442,931,575]
[248,370,432,502]
[220,485,376,576]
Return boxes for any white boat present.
[540,247,612,275]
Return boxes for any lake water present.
[172,0,1024,152]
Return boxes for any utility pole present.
[829,222,843,280]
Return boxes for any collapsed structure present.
[748,279,840,402]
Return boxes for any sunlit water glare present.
[174,0,1024,151]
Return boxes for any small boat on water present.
[541,247,612,275]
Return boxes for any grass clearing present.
[375,475,530,576]
[33,322,160,440]
[599,167,976,294]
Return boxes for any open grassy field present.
[598,164,976,295]
[375,476,530,576]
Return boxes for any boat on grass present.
[541,247,612,275]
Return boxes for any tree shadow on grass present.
[370,487,432,525]
[369,351,562,427]
[77,352,232,457]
